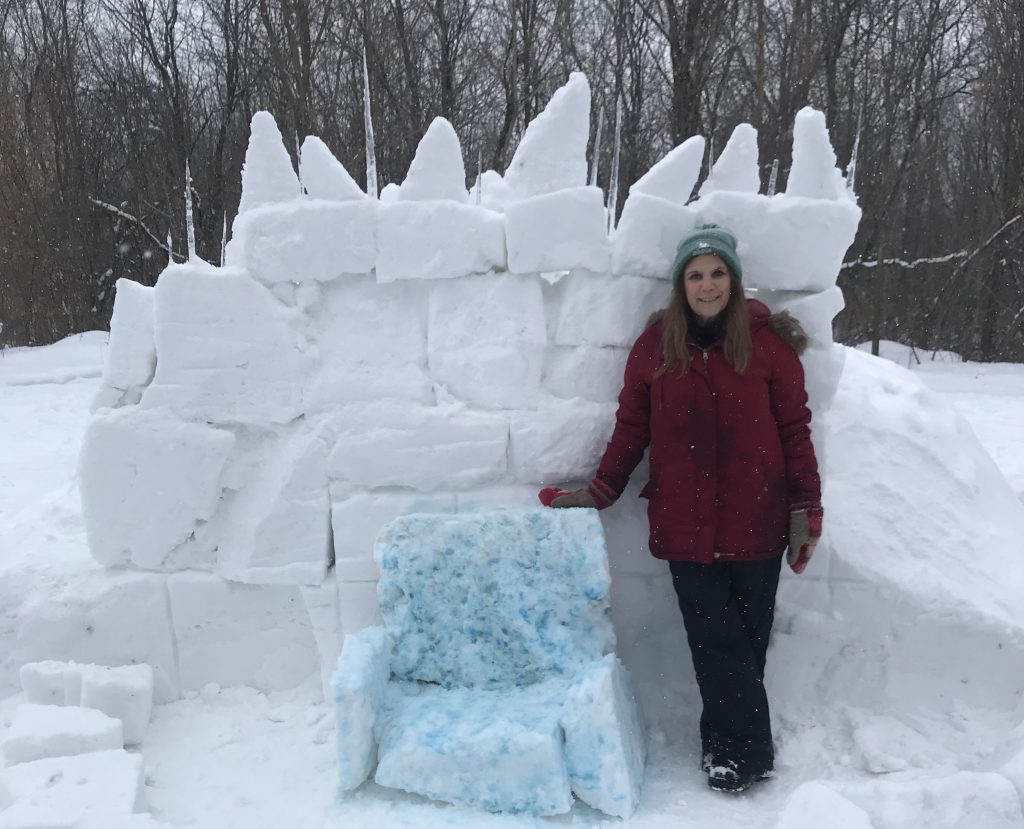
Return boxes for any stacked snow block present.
[332,509,647,818]
[71,66,860,708]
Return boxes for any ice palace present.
[3,72,1024,828]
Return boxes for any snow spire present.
[185,160,196,261]
[607,95,623,234]
[589,102,605,187]
[363,47,378,199]
[767,158,780,196]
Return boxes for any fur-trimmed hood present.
[645,300,809,355]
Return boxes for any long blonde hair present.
[655,274,752,377]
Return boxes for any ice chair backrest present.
[374,508,615,689]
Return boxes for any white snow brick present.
[454,484,545,511]
[698,123,761,196]
[77,817,173,829]
[14,573,178,703]
[305,364,435,412]
[332,626,391,791]
[504,187,610,274]
[427,273,547,409]
[331,491,457,582]
[630,136,706,203]
[216,429,331,586]
[542,345,628,403]
[18,662,69,706]
[0,750,144,827]
[301,571,343,703]
[375,201,505,282]
[561,655,646,819]
[508,398,616,484]
[3,705,122,767]
[299,135,365,201]
[775,782,874,829]
[141,262,314,424]
[398,117,468,203]
[238,111,299,214]
[78,664,154,746]
[504,72,590,200]
[479,170,511,212]
[696,190,860,292]
[78,406,233,570]
[232,200,376,284]
[338,580,384,639]
[759,286,845,348]
[328,404,509,491]
[786,107,848,200]
[555,271,670,348]
[802,344,847,415]
[91,280,155,411]
[611,193,698,279]
[167,573,319,693]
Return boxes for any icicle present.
[474,148,483,205]
[767,158,780,196]
[607,96,623,234]
[185,160,196,261]
[295,133,304,195]
[707,136,716,176]
[589,103,605,187]
[166,228,174,264]
[220,213,228,267]
[363,47,378,199]
[846,111,862,193]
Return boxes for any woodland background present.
[1,0,1022,359]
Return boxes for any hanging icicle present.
[363,47,379,199]
[474,149,483,205]
[220,213,228,267]
[184,160,196,261]
[295,132,304,195]
[607,96,623,235]
[589,103,605,187]
[767,158,780,196]
[847,109,862,193]
[166,228,174,264]
[707,136,716,177]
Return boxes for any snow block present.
[328,403,509,491]
[508,398,616,483]
[231,200,376,283]
[758,286,845,348]
[399,117,468,203]
[427,273,546,409]
[77,816,172,829]
[18,662,69,706]
[331,491,457,582]
[3,705,122,767]
[478,170,511,212]
[92,280,155,411]
[14,572,178,703]
[505,187,610,274]
[554,271,670,348]
[337,580,384,639]
[786,107,848,200]
[504,72,590,200]
[629,135,706,204]
[299,135,365,201]
[611,192,698,279]
[79,664,154,746]
[301,571,343,702]
[238,111,299,213]
[332,626,391,792]
[775,782,874,829]
[141,262,314,425]
[167,572,319,692]
[696,191,860,292]
[561,655,646,819]
[375,201,505,282]
[542,345,628,403]
[374,683,573,816]
[801,343,846,415]
[376,509,614,688]
[78,406,233,570]
[216,427,331,585]
[0,750,144,827]
[698,123,761,196]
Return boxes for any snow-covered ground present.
[3,333,1024,829]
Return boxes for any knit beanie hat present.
[670,224,743,288]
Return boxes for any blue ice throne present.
[332,508,646,817]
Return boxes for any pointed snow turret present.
[698,124,760,196]
[238,112,300,214]
[629,135,706,204]
[787,107,847,200]
[398,117,467,202]
[300,136,365,201]
[504,72,590,200]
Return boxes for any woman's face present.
[682,253,732,322]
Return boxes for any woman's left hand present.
[787,506,824,574]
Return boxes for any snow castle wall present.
[68,74,862,709]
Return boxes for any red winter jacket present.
[589,299,820,564]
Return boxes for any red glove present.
[538,488,597,508]
[787,506,824,574]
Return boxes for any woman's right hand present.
[538,487,597,509]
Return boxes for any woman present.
[540,224,823,793]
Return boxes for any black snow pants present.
[668,556,782,776]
